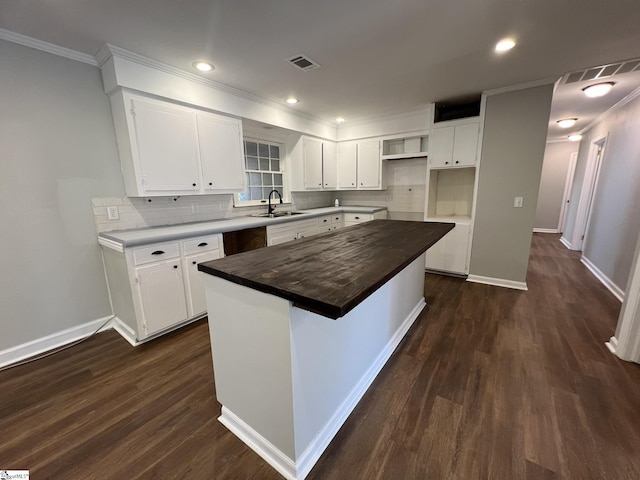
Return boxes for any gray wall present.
[578,94,640,292]
[469,84,554,284]
[534,142,577,231]
[0,40,124,351]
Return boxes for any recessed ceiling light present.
[286,97,299,104]
[568,134,583,142]
[495,38,516,52]
[336,117,345,124]
[557,118,578,129]
[193,61,214,72]
[582,82,615,98]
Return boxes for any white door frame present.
[570,135,607,251]
[558,151,578,233]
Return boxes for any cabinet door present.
[452,123,479,167]
[184,250,222,317]
[337,141,357,189]
[430,126,454,167]
[136,260,188,337]
[197,114,245,191]
[357,140,381,189]
[323,142,338,190]
[131,98,201,193]
[303,137,323,189]
[443,223,470,273]
[425,235,447,271]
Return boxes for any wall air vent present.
[563,58,640,84]
[286,54,321,71]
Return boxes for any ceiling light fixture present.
[286,97,299,105]
[557,118,578,129]
[336,117,345,124]
[582,82,615,98]
[193,61,214,72]
[568,134,583,142]
[495,38,516,53]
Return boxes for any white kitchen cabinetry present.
[344,210,388,227]
[101,234,223,344]
[109,90,244,197]
[337,140,386,190]
[291,136,338,191]
[430,119,479,168]
[267,218,320,246]
[322,142,338,189]
[425,222,470,274]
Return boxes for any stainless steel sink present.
[251,211,306,218]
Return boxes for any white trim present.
[606,336,618,354]
[0,316,114,369]
[580,256,624,302]
[295,298,425,479]
[217,298,426,480]
[0,28,97,65]
[546,138,576,144]
[612,231,640,363]
[466,275,528,291]
[112,317,139,346]
[581,86,640,136]
[533,228,558,234]
[219,407,298,480]
[559,236,573,249]
[98,236,125,253]
[483,77,558,97]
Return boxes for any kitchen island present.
[198,220,453,479]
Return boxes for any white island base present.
[203,253,427,479]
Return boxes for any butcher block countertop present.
[198,220,454,319]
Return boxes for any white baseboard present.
[0,315,114,369]
[559,236,573,250]
[466,274,528,291]
[606,336,618,354]
[112,317,139,346]
[580,256,624,302]
[533,228,559,234]
[219,407,298,480]
[218,298,426,480]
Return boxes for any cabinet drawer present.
[331,214,344,224]
[182,234,221,256]
[318,215,332,226]
[344,213,373,223]
[133,242,181,266]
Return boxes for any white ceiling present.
[2,0,640,137]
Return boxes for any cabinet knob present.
[355,216,360,220]
[360,183,363,186]
[192,183,197,187]
[352,183,355,186]
[445,161,449,165]
[192,261,197,265]
[209,182,213,186]
[455,161,459,164]
[173,265,178,269]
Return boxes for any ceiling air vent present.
[286,54,321,72]
[564,58,640,84]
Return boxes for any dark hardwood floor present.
[1,233,639,479]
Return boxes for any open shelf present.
[381,135,428,160]
[426,167,475,220]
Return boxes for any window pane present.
[238,191,249,202]
[263,187,273,199]
[275,187,283,198]
[250,187,263,200]
[270,145,280,159]
[245,142,258,156]
[262,173,273,185]
[258,143,269,158]
[246,156,259,170]
[249,172,261,185]
[271,159,280,172]
[274,173,283,186]
[245,173,250,187]
[259,158,269,170]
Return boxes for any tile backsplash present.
[92,185,425,233]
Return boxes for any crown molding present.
[483,77,558,96]
[97,44,334,128]
[546,137,575,144]
[580,85,640,135]
[0,28,97,66]
[337,107,430,129]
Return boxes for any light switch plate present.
[514,197,523,208]
[107,206,120,220]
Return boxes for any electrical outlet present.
[107,206,119,220]
[514,197,523,208]
[191,204,200,213]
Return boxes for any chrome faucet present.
[268,189,283,216]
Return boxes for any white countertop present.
[98,205,387,249]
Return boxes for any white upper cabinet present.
[197,113,245,192]
[303,137,324,190]
[430,119,479,168]
[357,140,382,189]
[322,141,338,189]
[130,97,201,193]
[109,90,245,197]
[337,141,357,189]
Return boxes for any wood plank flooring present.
[1,233,639,479]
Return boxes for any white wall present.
[534,142,577,231]
[0,40,125,351]
[565,93,640,293]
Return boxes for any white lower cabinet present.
[101,234,223,344]
[344,210,388,227]
[425,223,470,274]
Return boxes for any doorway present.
[570,135,607,251]
[558,151,578,233]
